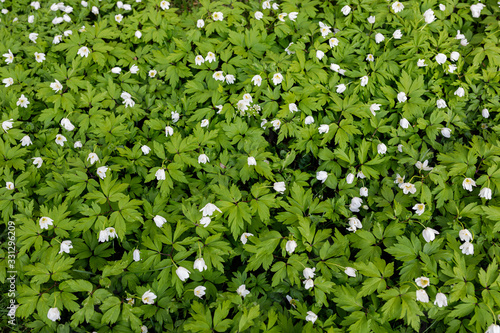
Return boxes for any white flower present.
[138,145,150,155]
[436,99,447,109]
[200,203,222,217]
[225,74,235,84]
[357,171,366,179]
[194,286,206,298]
[316,50,325,60]
[55,134,67,146]
[460,38,469,46]
[165,126,174,137]
[286,103,298,113]
[212,11,223,21]
[240,232,254,245]
[439,4,446,11]
[398,144,403,153]
[17,94,30,108]
[367,15,376,24]
[205,52,216,63]
[193,55,205,67]
[412,203,425,216]
[423,9,436,24]
[20,135,32,146]
[450,51,460,62]
[303,278,314,289]
[155,168,166,181]
[482,109,489,118]
[50,79,63,93]
[6,182,14,190]
[274,182,286,194]
[97,166,108,179]
[303,267,316,279]
[74,141,82,148]
[149,70,157,78]
[59,240,73,254]
[345,267,356,277]
[142,290,157,304]
[278,13,287,22]
[193,258,207,272]
[98,229,109,243]
[272,3,279,10]
[422,227,439,242]
[462,178,476,191]
[434,293,448,307]
[402,182,416,194]
[32,157,43,168]
[366,54,374,62]
[460,242,474,255]
[77,46,90,58]
[479,187,492,200]
[200,119,209,128]
[172,110,180,122]
[213,71,225,82]
[350,197,363,212]
[305,116,314,125]
[92,6,99,14]
[360,76,369,86]
[330,63,340,72]
[435,53,447,64]
[271,119,281,130]
[3,49,14,64]
[319,21,332,37]
[336,84,346,94]
[3,77,13,87]
[486,325,500,333]
[272,73,283,85]
[199,216,211,227]
[392,1,404,13]
[29,32,38,43]
[285,43,295,55]
[247,156,257,166]
[346,173,355,184]
[415,160,433,171]
[459,229,473,242]
[416,289,429,303]
[394,174,405,187]
[417,59,427,67]
[53,17,64,24]
[456,30,465,40]
[360,187,368,197]
[197,19,204,28]
[329,37,339,48]
[441,127,451,138]
[377,143,387,154]
[341,5,351,15]
[397,92,407,103]
[39,216,54,229]
[400,118,410,129]
[86,153,99,165]
[415,277,430,289]
[393,29,403,39]
[31,1,41,10]
[286,240,297,254]
[237,285,250,298]
[370,103,381,116]
[47,308,61,321]
[470,3,485,18]
[318,124,329,134]
[347,217,363,232]
[454,87,465,97]
[316,171,328,183]
[375,33,385,44]
[305,311,317,324]
[133,249,141,261]
[160,0,170,10]
[154,215,166,228]
[198,154,210,164]
[289,12,298,21]
[250,74,263,86]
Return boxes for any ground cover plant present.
[1,0,500,332]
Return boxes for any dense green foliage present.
[1,0,500,332]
